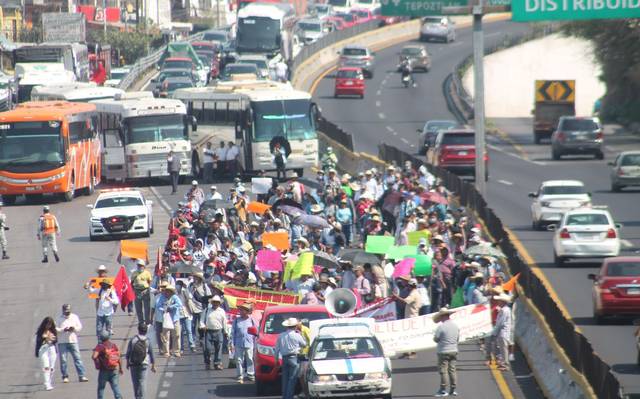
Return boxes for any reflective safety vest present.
[42,214,57,234]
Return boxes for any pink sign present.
[256,249,283,272]
[392,258,415,278]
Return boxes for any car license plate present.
[111,224,124,230]
[627,288,640,295]
[345,80,354,85]
[25,186,43,191]
[458,151,468,155]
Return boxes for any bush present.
[88,27,163,65]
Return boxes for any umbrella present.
[272,198,304,211]
[336,249,381,265]
[295,214,331,229]
[168,262,202,275]
[279,205,307,217]
[312,251,339,269]
[380,191,401,215]
[463,243,506,259]
[422,191,449,205]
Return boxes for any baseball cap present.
[192,180,198,185]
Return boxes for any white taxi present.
[549,207,621,267]
[87,189,154,241]
[305,320,392,399]
[529,180,591,230]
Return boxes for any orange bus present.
[0,101,102,204]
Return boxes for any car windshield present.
[165,60,192,69]
[342,47,367,56]
[299,22,322,31]
[203,32,227,42]
[123,114,187,144]
[402,47,423,56]
[442,133,474,145]
[0,121,65,173]
[237,17,281,53]
[359,0,374,3]
[337,69,361,79]
[337,13,355,22]
[159,70,192,81]
[606,262,640,277]
[356,10,369,17]
[252,98,316,142]
[95,196,143,208]
[312,337,382,360]
[329,0,347,6]
[621,154,640,166]
[239,59,268,70]
[166,81,193,92]
[110,70,128,79]
[561,119,599,131]
[263,312,328,334]
[314,5,329,13]
[426,121,457,132]
[542,185,585,195]
[197,53,212,65]
[565,213,609,225]
[223,64,258,78]
[424,17,444,24]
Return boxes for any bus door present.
[101,128,126,181]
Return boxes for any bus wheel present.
[83,174,96,196]
[2,195,16,205]
[62,179,75,202]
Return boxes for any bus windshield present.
[237,17,281,52]
[252,99,316,142]
[123,114,187,144]
[0,121,64,173]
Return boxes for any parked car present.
[350,8,374,24]
[419,16,456,42]
[588,256,640,324]
[202,29,230,46]
[549,207,621,267]
[417,119,458,155]
[151,68,199,96]
[255,305,330,396]
[609,150,640,192]
[309,3,334,19]
[325,16,347,31]
[427,129,488,180]
[219,63,261,81]
[398,45,431,72]
[338,45,375,78]
[297,18,326,45]
[237,54,270,79]
[551,116,604,160]
[159,76,195,98]
[528,180,591,230]
[333,12,358,28]
[334,67,365,98]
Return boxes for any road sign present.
[535,80,575,102]
[381,0,509,15]
[512,0,640,21]
[42,13,86,43]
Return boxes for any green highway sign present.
[512,0,640,20]
[381,0,510,15]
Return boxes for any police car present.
[305,319,393,399]
[87,189,154,241]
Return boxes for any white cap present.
[211,295,222,302]
[210,185,217,190]
[238,186,246,193]
[282,317,299,327]
[408,278,418,286]
[97,265,107,272]
[192,180,198,185]
[136,259,146,266]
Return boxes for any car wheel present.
[89,233,97,242]
[554,252,565,267]
[192,154,201,179]
[334,93,339,98]
[595,151,604,160]
[62,178,75,202]
[419,34,425,42]
[552,149,561,160]
[150,220,154,235]
[382,394,393,399]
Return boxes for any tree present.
[88,28,163,65]
[563,20,640,124]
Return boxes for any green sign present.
[512,0,640,21]
[381,0,465,16]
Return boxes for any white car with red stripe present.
[549,207,621,267]
[87,189,153,241]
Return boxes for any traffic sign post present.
[512,0,640,20]
[472,0,486,197]
[535,80,575,102]
[380,0,467,16]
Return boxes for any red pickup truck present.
[427,129,488,181]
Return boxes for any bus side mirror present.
[191,116,198,132]
[235,123,243,140]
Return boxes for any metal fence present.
[378,142,622,399]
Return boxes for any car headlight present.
[90,217,101,223]
[315,374,337,382]
[135,214,147,220]
[365,372,389,380]
[49,171,66,181]
[256,344,274,356]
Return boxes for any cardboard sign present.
[262,232,290,251]
[365,235,395,254]
[392,258,415,278]
[87,277,114,299]
[408,230,431,246]
[120,240,148,262]
[247,201,271,215]
[256,249,283,272]
[251,177,273,195]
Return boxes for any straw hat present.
[210,295,222,303]
[282,317,299,327]
[238,302,253,311]
[473,271,485,279]
[192,272,204,280]
[164,285,176,293]
[97,264,107,272]
[310,204,324,214]
[433,307,456,321]
[327,277,337,287]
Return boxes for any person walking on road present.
[274,317,308,399]
[92,331,123,399]
[200,295,227,370]
[131,259,153,326]
[203,142,215,183]
[492,293,513,371]
[394,277,422,359]
[230,302,256,383]
[433,307,459,397]
[37,205,60,263]
[125,323,156,399]
[56,304,89,383]
[0,199,9,259]
[96,279,119,339]
[167,151,181,194]
[155,284,183,357]
[35,316,58,391]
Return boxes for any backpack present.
[129,336,147,366]
[100,342,120,370]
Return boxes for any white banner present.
[354,298,397,322]
[373,304,492,354]
[251,177,272,194]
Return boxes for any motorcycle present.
[402,74,411,88]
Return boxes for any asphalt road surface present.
[314,17,640,397]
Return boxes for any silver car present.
[609,151,640,192]
[419,16,456,43]
[551,116,604,160]
[338,45,375,78]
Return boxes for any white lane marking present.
[401,138,409,144]
[149,186,172,214]
[621,239,634,249]
[498,179,513,186]
[165,371,174,378]
[487,144,547,166]
[376,90,381,96]
[158,391,168,398]
[375,101,381,107]
[378,113,385,119]
[386,126,394,132]
[162,380,171,388]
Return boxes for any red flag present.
[113,265,135,311]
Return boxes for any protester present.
[35,317,58,391]
[230,303,256,383]
[200,295,228,370]
[92,331,123,399]
[96,279,119,338]
[275,317,308,399]
[155,285,183,357]
[56,304,89,383]
[492,293,513,371]
[433,308,459,397]
[0,199,9,259]
[131,259,153,326]
[167,151,181,194]
[125,323,156,399]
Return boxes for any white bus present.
[174,80,318,177]
[92,93,194,181]
[31,83,125,102]
[236,3,299,62]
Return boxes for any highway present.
[314,18,640,396]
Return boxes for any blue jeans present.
[58,342,86,379]
[235,347,254,378]
[180,317,194,350]
[204,329,224,366]
[129,365,148,399]
[97,369,123,399]
[342,224,352,246]
[281,355,300,399]
[96,315,113,338]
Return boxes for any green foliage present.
[18,26,42,43]
[88,28,163,65]
[563,20,640,124]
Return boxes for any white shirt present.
[215,147,226,161]
[97,289,119,316]
[203,147,215,163]
[208,191,223,200]
[56,313,83,344]
[365,178,378,198]
[275,62,287,79]
[225,145,239,161]
[202,305,228,332]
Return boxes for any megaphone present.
[325,288,357,317]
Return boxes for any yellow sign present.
[535,80,575,102]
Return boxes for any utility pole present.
[472,0,486,196]
[103,0,107,39]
